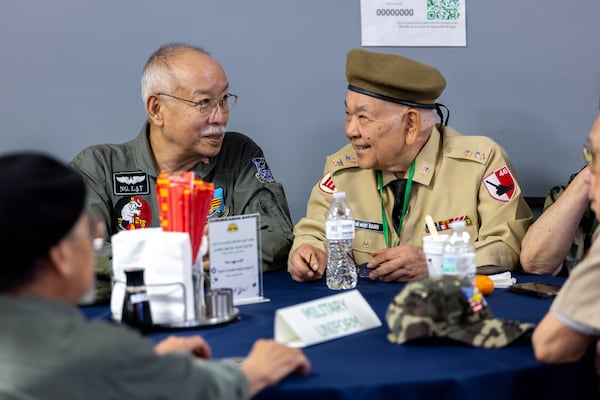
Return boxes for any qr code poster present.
[361,0,466,47]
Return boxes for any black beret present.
[346,48,447,106]
[0,153,86,265]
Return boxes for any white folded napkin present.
[111,228,195,324]
[488,271,516,288]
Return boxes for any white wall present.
[2,0,599,222]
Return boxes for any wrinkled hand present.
[241,339,311,397]
[365,245,427,282]
[288,244,327,282]
[154,335,212,359]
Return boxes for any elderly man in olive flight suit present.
[71,43,294,301]
[288,48,532,283]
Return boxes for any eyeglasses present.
[583,145,595,168]
[156,92,238,116]
[68,215,106,251]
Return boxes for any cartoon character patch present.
[113,171,149,195]
[251,157,275,184]
[208,186,230,219]
[115,196,152,230]
[483,166,516,202]
[318,172,336,194]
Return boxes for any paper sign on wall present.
[275,290,382,348]
[361,0,467,47]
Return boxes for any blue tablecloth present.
[82,272,599,399]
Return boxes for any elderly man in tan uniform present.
[533,113,600,369]
[288,48,532,283]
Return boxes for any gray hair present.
[140,43,210,103]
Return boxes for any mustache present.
[200,126,226,137]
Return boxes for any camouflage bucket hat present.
[386,276,534,348]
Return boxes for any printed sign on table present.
[209,214,267,305]
[275,290,382,348]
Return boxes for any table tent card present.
[275,290,382,348]
[208,214,268,305]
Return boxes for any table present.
[83,272,599,400]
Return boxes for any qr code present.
[427,0,460,20]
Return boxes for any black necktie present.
[389,179,408,234]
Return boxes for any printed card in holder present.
[275,290,382,348]
[208,213,268,305]
[111,228,195,325]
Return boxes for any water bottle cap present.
[449,220,467,230]
[332,191,346,199]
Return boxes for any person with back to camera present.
[288,48,532,283]
[533,113,600,376]
[0,152,310,400]
[70,43,294,302]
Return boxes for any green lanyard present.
[377,160,415,248]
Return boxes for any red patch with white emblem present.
[318,173,336,194]
[115,196,152,230]
[483,166,516,202]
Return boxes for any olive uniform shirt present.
[0,296,249,399]
[71,122,294,301]
[291,125,532,270]
[552,236,600,333]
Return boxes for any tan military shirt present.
[552,236,600,331]
[291,125,532,270]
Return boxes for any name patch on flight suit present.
[355,220,383,232]
[483,165,516,202]
[113,172,150,195]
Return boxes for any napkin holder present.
[111,228,197,325]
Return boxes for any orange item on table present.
[475,275,495,296]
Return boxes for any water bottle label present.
[130,293,150,304]
[326,220,355,240]
[441,256,457,275]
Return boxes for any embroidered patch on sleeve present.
[251,157,276,183]
[208,186,229,219]
[483,165,516,202]
[115,196,152,230]
[318,172,336,194]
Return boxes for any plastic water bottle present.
[441,220,476,286]
[325,192,357,290]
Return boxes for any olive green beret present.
[346,48,447,106]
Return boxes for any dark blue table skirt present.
[82,271,599,400]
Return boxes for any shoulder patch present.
[319,173,336,194]
[483,166,516,202]
[251,157,276,183]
